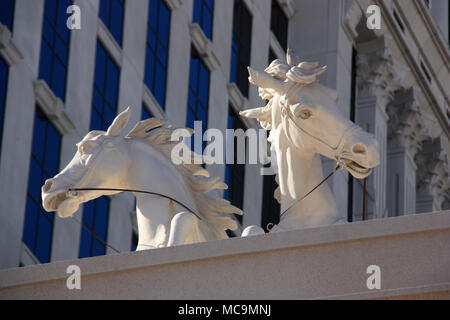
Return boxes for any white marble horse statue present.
[41,107,242,250]
[241,49,380,236]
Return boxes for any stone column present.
[415,138,450,213]
[354,36,401,220]
[386,88,429,216]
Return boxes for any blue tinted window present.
[193,0,214,39]
[270,0,288,51]
[186,49,209,152]
[79,42,120,258]
[23,108,61,263]
[144,0,171,110]
[39,0,72,102]
[79,196,110,257]
[141,105,152,120]
[230,0,252,97]
[0,0,15,31]
[0,58,8,162]
[99,0,125,46]
[224,108,245,221]
[90,42,120,131]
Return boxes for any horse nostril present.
[352,144,367,155]
[43,180,53,192]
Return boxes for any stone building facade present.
[0,0,448,269]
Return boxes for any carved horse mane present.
[125,118,243,231]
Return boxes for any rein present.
[68,187,202,221]
[266,163,343,231]
[67,187,203,254]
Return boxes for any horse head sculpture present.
[241,49,380,234]
[42,107,242,250]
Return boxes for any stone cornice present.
[0,23,23,65]
[33,80,75,135]
[189,23,220,71]
[164,0,182,11]
[277,0,296,20]
[416,138,450,209]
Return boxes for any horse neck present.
[274,126,338,223]
[125,140,197,248]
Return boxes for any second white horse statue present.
[241,49,380,236]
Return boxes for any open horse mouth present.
[342,158,372,178]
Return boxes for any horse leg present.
[167,211,200,246]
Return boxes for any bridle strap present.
[280,83,361,163]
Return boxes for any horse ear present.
[106,106,131,136]
[247,67,285,94]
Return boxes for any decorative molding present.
[356,36,404,108]
[164,0,182,11]
[342,1,363,41]
[242,0,254,16]
[277,0,296,19]
[227,83,256,130]
[0,23,23,65]
[189,23,220,71]
[227,83,248,112]
[415,137,450,210]
[387,88,431,156]
[33,80,75,135]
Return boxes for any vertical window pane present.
[270,0,288,51]
[0,0,15,31]
[39,0,71,102]
[0,58,9,160]
[193,0,214,40]
[145,0,171,110]
[225,108,245,223]
[230,0,252,97]
[23,200,39,251]
[23,109,61,263]
[80,41,118,258]
[141,105,152,120]
[99,0,124,46]
[186,49,210,154]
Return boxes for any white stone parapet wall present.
[1,211,449,300]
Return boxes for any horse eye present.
[79,142,95,154]
[297,109,312,120]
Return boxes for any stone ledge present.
[189,23,220,71]
[0,23,23,65]
[33,80,75,135]
[0,211,449,299]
